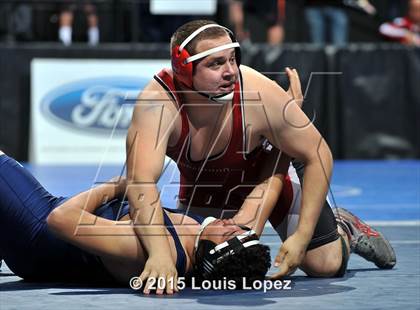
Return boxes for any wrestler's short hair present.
[170,20,230,56]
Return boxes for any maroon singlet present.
[154,68,293,223]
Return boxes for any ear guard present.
[171,23,241,89]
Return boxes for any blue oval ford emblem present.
[41,77,148,135]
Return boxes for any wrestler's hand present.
[285,67,304,108]
[269,232,309,279]
[139,255,179,295]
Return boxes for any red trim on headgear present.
[171,45,194,88]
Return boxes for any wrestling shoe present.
[333,207,396,269]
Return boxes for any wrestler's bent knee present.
[301,239,343,277]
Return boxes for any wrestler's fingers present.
[290,71,304,107]
[274,247,287,267]
[285,67,300,99]
[293,70,302,91]
[286,68,294,97]
[285,67,295,85]
[269,259,290,280]
[292,69,302,92]
[143,271,158,295]
[138,269,150,286]
[155,274,166,295]
[173,274,179,292]
[165,274,175,295]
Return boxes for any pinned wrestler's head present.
[170,20,241,102]
[193,217,271,288]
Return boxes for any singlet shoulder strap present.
[154,69,189,151]
[154,69,179,105]
[225,69,246,159]
[162,211,187,276]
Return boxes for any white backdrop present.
[30,58,170,164]
[150,0,216,14]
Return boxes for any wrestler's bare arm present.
[233,67,302,236]
[126,84,173,240]
[237,66,333,277]
[241,66,332,277]
[260,75,333,242]
[46,177,184,284]
[126,81,180,294]
[233,151,290,236]
[46,177,142,260]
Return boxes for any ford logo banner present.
[40,77,148,135]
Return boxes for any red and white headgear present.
[171,23,241,91]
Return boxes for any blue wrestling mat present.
[21,160,420,221]
[1,160,419,309]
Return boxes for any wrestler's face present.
[409,0,420,24]
[199,219,247,245]
[192,35,239,96]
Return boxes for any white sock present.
[59,26,72,46]
[88,27,99,46]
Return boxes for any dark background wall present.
[0,0,411,44]
[0,43,418,161]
